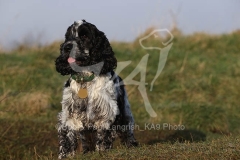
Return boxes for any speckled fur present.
[56,72,138,159]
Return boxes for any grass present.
[0,28,240,159]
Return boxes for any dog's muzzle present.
[63,41,89,60]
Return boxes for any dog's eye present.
[63,43,73,52]
[81,35,88,40]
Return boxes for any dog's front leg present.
[95,129,114,151]
[58,124,78,159]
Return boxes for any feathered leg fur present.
[57,116,78,159]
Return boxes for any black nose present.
[63,43,73,52]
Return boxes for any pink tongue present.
[68,57,76,63]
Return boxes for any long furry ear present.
[90,24,117,75]
[100,36,117,74]
[55,43,73,75]
[55,26,75,76]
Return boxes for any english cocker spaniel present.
[55,20,138,159]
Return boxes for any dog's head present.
[55,20,117,75]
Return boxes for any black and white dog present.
[55,20,137,159]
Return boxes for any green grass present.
[0,29,240,159]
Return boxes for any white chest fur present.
[60,74,119,131]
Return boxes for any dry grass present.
[1,91,50,117]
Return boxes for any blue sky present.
[0,0,240,49]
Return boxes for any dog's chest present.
[61,75,119,130]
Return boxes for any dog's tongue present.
[68,57,76,63]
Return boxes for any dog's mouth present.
[67,56,90,66]
[68,57,76,63]
[68,55,104,75]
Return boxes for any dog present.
[55,20,138,159]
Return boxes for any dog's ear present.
[55,26,75,76]
[90,24,117,74]
[55,43,73,76]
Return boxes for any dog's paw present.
[129,139,138,147]
[58,152,66,159]
[126,136,138,147]
[58,151,76,159]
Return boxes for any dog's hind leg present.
[118,128,138,147]
[117,85,138,147]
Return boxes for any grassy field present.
[0,28,240,159]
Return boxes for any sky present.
[0,0,240,50]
